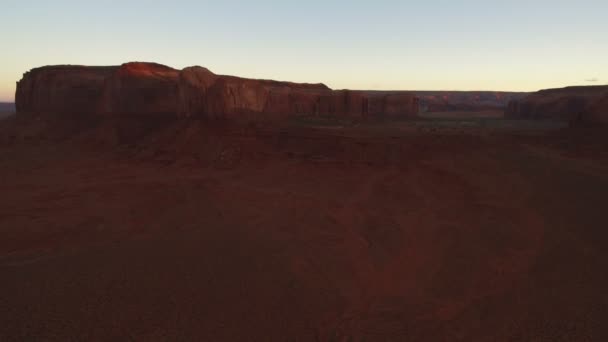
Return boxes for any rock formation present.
[177,66,219,118]
[16,65,115,116]
[505,85,608,124]
[414,91,528,112]
[100,62,180,116]
[16,63,420,120]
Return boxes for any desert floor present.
[1,117,608,341]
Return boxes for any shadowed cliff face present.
[16,66,116,116]
[506,86,608,124]
[101,63,180,116]
[16,63,419,120]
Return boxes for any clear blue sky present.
[1,0,607,101]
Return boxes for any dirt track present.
[1,120,608,340]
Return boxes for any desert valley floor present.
[1,116,608,341]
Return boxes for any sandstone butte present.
[505,85,608,124]
[15,62,419,120]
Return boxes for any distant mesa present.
[0,102,15,120]
[0,102,15,113]
[414,91,528,112]
[15,62,419,120]
[505,85,608,125]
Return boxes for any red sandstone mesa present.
[16,62,420,120]
[15,65,115,115]
[505,85,608,124]
[101,63,180,116]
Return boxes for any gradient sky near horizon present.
[1,0,607,102]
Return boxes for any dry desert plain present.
[1,114,608,341]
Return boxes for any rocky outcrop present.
[100,62,180,116]
[381,93,420,117]
[16,65,115,116]
[505,86,608,124]
[16,62,420,120]
[177,66,219,118]
[176,67,333,120]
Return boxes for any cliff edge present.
[16,62,419,121]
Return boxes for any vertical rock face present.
[100,62,180,116]
[16,62,420,120]
[16,66,115,116]
[366,92,420,118]
[317,91,366,117]
[205,76,272,118]
[177,66,218,118]
[415,91,528,112]
[505,86,608,124]
[178,69,334,120]
[383,94,420,117]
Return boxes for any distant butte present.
[506,85,608,125]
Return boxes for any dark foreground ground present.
[1,116,608,341]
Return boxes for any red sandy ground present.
[1,118,608,341]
